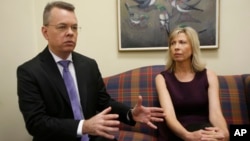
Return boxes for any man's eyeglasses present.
[46,24,81,32]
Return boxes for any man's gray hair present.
[43,1,75,26]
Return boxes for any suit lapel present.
[39,47,71,105]
[72,53,88,114]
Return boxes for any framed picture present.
[118,0,219,51]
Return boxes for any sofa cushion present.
[218,75,249,124]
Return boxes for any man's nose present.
[66,27,74,35]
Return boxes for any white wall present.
[0,0,36,140]
[0,0,250,141]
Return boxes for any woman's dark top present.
[158,69,212,141]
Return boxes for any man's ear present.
[41,26,48,40]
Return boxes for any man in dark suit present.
[17,1,164,141]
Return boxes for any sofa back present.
[218,75,250,124]
[103,65,250,136]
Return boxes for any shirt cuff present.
[77,120,84,136]
[127,110,130,121]
[127,109,135,122]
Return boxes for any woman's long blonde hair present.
[166,26,206,72]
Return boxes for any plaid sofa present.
[103,65,250,141]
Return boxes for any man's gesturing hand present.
[132,95,165,129]
[82,107,120,139]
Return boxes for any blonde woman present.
[155,26,229,141]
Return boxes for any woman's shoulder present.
[155,70,170,79]
[205,69,218,84]
[205,69,217,77]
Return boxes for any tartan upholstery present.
[103,65,250,140]
[103,65,165,138]
[218,75,249,124]
[243,74,250,120]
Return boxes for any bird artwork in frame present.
[118,0,219,51]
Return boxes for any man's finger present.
[148,107,164,112]
[103,120,120,127]
[103,114,119,120]
[136,95,143,107]
[98,130,116,140]
[147,121,157,129]
[99,106,112,115]
[150,117,164,122]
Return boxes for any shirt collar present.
[49,49,73,63]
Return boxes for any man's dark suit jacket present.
[17,47,135,141]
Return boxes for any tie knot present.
[58,60,71,69]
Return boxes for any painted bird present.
[134,0,156,8]
[171,0,203,13]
